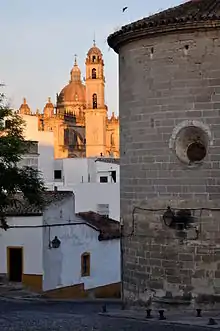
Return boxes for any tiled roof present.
[4,191,73,216]
[108,0,220,52]
[76,211,121,241]
[95,158,120,165]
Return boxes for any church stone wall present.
[119,29,220,306]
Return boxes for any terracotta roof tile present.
[5,191,73,216]
[108,0,220,52]
[76,211,120,241]
[95,157,120,165]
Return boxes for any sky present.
[0,0,182,115]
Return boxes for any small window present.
[40,119,44,131]
[92,68,96,79]
[92,55,96,63]
[54,170,62,180]
[81,252,90,277]
[92,93,97,109]
[100,176,108,183]
[111,170,116,183]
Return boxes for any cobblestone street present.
[0,298,214,330]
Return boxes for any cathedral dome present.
[59,83,86,104]
[87,45,102,56]
[58,57,86,104]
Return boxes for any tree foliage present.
[0,91,45,229]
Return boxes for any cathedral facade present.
[18,43,119,159]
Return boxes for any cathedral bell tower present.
[85,41,107,157]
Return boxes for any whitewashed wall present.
[46,158,120,221]
[95,161,120,183]
[46,183,119,221]
[42,196,75,291]
[43,219,120,292]
[66,184,119,221]
[52,158,119,184]
[0,216,43,275]
[0,195,120,292]
[63,158,89,184]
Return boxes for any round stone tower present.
[108,0,220,307]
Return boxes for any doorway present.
[7,247,23,282]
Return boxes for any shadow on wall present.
[38,143,55,183]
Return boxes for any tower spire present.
[70,54,81,82]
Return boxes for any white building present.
[47,157,120,221]
[18,114,120,221]
[0,191,121,298]
[19,114,55,184]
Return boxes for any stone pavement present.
[0,282,41,300]
[1,285,219,330]
[0,298,214,330]
[100,306,220,329]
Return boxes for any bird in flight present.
[122,6,128,12]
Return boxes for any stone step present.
[0,282,41,299]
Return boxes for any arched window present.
[93,94,97,109]
[92,68,96,79]
[81,252,90,277]
[64,128,69,145]
[110,133,115,146]
[92,55,96,63]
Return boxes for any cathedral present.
[17,43,119,159]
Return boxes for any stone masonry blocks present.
[119,29,220,306]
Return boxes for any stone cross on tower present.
[74,54,77,65]
[93,32,96,46]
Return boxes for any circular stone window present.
[172,125,209,166]
[186,141,206,162]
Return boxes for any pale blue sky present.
[0,0,181,114]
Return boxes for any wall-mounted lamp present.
[162,206,175,227]
[162,206,193,230]
[51,236,61,249]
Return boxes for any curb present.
[99,312,219,330]
[43,298,122,304]
[0,295,122,304]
